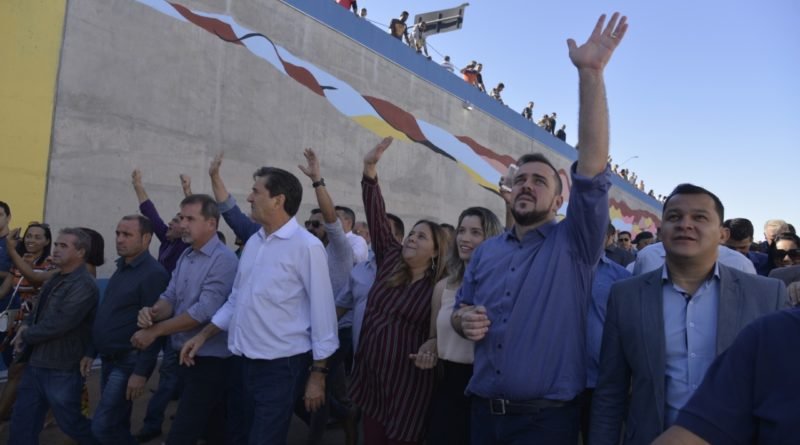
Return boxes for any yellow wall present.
[0,0,66,226]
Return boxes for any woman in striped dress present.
[349,137,449,444]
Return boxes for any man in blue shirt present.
[589,184,786,445]
[723,218,770,275]
[451,13,627,444]
[131,194,238,445]
[653,308,800,445]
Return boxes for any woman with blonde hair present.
[413,207,503,444]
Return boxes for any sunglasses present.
[775,249,800,260]
[618,238,630,242]
[305,220,321,229]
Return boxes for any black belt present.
[100,349,136,363]
[485,397,572,415]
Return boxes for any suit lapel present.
[640,267,666,423]
[716,265,742,354]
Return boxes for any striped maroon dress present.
[349,176,435,443]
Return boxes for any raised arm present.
[5,231,57,285]
[362,137,400,266]
[180,174,193,197]
[133,169,170,243]
[208,153,230,203]
[132,169,149,204]
[208,153,259,241]
[298,148,337,224]
[568,12,628,177]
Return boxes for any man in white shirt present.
[335,205,369,264]
[180,166,339,444]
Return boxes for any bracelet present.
[309,365,329,375]
[312,178,326,188]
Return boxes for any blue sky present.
[361,0,799,241]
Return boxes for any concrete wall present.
[44,0,661,277]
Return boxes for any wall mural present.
[134,0,660,234]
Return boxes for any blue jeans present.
[140,345,181,434]
[244,352,311,445]
[8,365,98,445]
[91,352,139,445]
[470,396,580,445]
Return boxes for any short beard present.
[510,207,551,227]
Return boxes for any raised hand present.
[567,12,628,72]
[180,174,192,196]
[298,148,322,182]
[363,137,393,166]
[363,137,394,179]
[209,152,223,177]
[132,169,143,188]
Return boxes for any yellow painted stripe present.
[352,115,412,142]
[0,0,67,224]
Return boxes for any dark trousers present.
[8,365,98,445]
[470,396,580,445]
[92,352,139,445]
[363,413,419,445]
[578,388,594,444]
[428,360,473,445]
[140,344,182,435]
[166,356,231,445]
[244,352,310,445]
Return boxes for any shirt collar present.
[258,218,300,241]
[195,235,222,256]
[115,251,150,269]
[505,219,558,243]
[662,261,721,283]
[599,253,613,266]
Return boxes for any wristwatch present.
[312,178,326,188]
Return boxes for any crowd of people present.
[1,10,798,445]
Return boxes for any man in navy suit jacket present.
[589,184,786,445]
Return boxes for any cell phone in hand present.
[500,164,518,192]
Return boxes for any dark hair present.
[606,222,617,237]
[0,201,9,218]
[387,220,448,287]
[447,207,503,285]
[618,230,631,239]
[633,231,654,246]
[180,194,220,224]
[311,208,322,215]
[789,224,797,235]
[663,183,724,223]
[515,153,563,196]
[121,214,154,236]
[723,218,754,241]
[335,206,356,226]
[386,213,405,241]
[79,227,105,267]
[767,232,800,270]
[15,223,52,266]
[253,167,303,217]
[497,82,505,88]
[60,227,93,260]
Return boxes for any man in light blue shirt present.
[589,184,786,445]
[131,194,238,445]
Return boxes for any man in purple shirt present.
[131,194,238,445]
[451,13,628,444]
[131,169,189,273]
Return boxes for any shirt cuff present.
[217,194,236,213]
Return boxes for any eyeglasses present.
[305,220,321,229]
[618,238,630,242]
[775,249,800,260]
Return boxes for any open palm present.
[568,12,628,72]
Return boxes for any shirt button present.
[495,370,501,375]
[690,353,696,358]
[503,319,507,323]
[497,344,502,349]
[689,322,695,328]
[505,291,510,296]
[692,384,698,390]
[511,267,516,272]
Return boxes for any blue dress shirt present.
[662,264,720,426]
[456,163,611,401]
[335,254,376,351]
[586,255,631,388]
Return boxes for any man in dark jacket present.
[83,215,170,444]
[9,228,99,444]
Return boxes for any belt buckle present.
[489,398,507,415]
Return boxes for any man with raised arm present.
[208,153,260,243]
[131,169,189,273]
[450,13,628,444]
[180,165,338,445]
